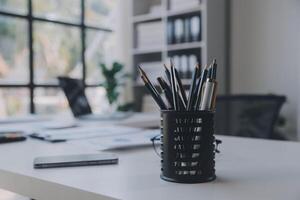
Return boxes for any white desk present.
[0,133,300,200]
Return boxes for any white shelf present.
[167,5,204,17]
[130,0,227,110]
[167,41,205,51]
[133,13,162,23]
[132,47,163,55]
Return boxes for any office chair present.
[215,95,286,140]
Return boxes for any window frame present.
[0,0,112,113]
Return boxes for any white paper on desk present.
[37,126,143,141]
[69,129,160,151]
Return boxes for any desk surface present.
[0,133,300,200]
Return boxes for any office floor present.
[0,189,27,200]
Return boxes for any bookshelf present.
[130,0,227,112]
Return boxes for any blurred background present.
[0,0,299,139]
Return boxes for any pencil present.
[138,67,167,110]
[177,85,187,110]
[157,77,174,109]
[174,68,188,105]
[170,63,179,110]
[163,64,172,85]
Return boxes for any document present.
[68,129,160,151]
[0,115,49,124]
[32,125,144,141]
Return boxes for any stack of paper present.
[136,22,164,49]
[32,126,143,141]
[69,129,160,151]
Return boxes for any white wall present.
[114,0,133,104]
[230,0,300,138]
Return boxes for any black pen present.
[211,58,217,79]
[194,65,208,110]
[210,59,218,109]
[207,64,213,79]
[186,64,200,110]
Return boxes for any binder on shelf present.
[188,54,198,78]
[174,18,184,44]
[190,15,201,42]
[180,55,189,79]
[167,14,201,45]
[167,20,174,44]
[184,17,191,43]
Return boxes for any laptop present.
[58,77,131,120]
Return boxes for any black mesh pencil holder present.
[160,110,216,183]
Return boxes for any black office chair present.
[215,95,286,140]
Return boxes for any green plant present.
[99,62,133,111]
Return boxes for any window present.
[0,0,117,116]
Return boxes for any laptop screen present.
[58,77,92,117]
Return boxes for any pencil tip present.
[137,66,142,73]
[170,58,174,67]
[163,64,168,70]
[138,65,146,74]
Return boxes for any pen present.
[194,65,208,110]
[199,78,215,111]
[210,59,218,110]
[186,64,200,110]
[207,64,213,79]
[210,81,218,110]
[211,59,217,79]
